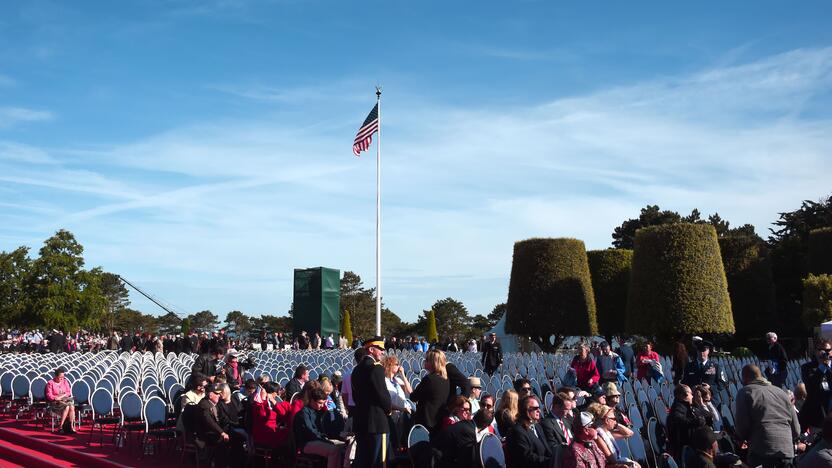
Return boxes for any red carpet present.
[0,415,183,468]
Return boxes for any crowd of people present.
[17,328,832,468]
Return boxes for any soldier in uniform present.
[682,340,726,403]
[352,336,392,468]
[481,332,503,376]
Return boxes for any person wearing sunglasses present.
[799,339,832,432]
[506,395,552,468]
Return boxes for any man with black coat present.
[446,361,472,402]
[540,391,575,452]
[119,332,133,353]
[800,339,832,431]
[351,336,392,468]
[195,384,234,467]
[682,341,726,400]
[481,333,503,376]
[765,332,789,389]
[48,331,65,354]
[192,346,224,382]
[506,395,551,468]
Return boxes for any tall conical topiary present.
[809,227,832,275]
[341,309,353,345]
[506,238,598,343]
[626,224,734,337]
[587,249,632,338]
[426,310,438,343]
[718,234,775,338]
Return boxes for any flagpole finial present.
[375,85,382,97]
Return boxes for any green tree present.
[612,206,685,249]
[769,195,832,333]
[468,314,493,338]
[0,246,32,327]
[341,309,354,344]
[188,310,219,333]
[181,317,192,335]
[587,249,633,340]
[506,238,598,349]
[802,274,832,328]
[224,310,252,337]
[338,271,402,338]
[381,308,406,337]
[626,224,734,338]
[809,227,832,275]
[486,303,506,329]
[426,310,438,343]
[157,311,183,335]
[251,315,292,333]
[718,234,775,339]
[99,272,130,331]
[425,297,470,341]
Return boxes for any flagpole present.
[375,86,382,337]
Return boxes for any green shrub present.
[802,274,832,328]
[506,238,598,338]
[426,310,438,343]
[341,309,353,344]
[809,227,832,275]
[732,346,755,358]
[718,235,775,338]
[587,249,633,336]
[626,224,734,336]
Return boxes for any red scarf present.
[229,361,241,385]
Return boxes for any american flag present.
[352,104,379,156]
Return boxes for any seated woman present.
[251,381,294,449]
[495,389,519,436]
[441,395,473,428]
[588,403,640,468]
[45,367,76,434]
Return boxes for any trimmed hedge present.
[626,224,734,336]
[506,238,598,337]
[718,235,775,338]
[426,310,438,343]
[802,273,832,328]
[809,227,832,275]
[587,249,633,336]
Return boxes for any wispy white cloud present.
[4,47,832,320]
[0,106,54,128]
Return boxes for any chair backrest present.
[479,432,506,468]
[143,396,168,430]
[0,372,14,396]
[30,377,48,401]
[663,454,679,468]
[407,424,430,447]
[120,390,144,422]
[72,379,91,405]
[628,404,643,429]
[628,435,647,464]
[91,388,114,417]
[11,374,31,400]
[647,417,662,455]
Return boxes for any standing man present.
[682,340,726,400]
[765,332,789,389]
[596,341,626,386]
[734,364,800,468]
[352,336,392,468]
[799,339,832,432]
[482,332,503,376]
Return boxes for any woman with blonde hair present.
[588,402,639,468]
[495,389,519,436]
[411,348,450,432]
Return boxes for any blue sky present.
[2,0,831,324]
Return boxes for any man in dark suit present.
[48,331,65,354]
[800,339,832,431]
[481,333,503,376]
[119,332,133,353]
[195,384,232,467]
[192,346,224,382]
[540,391,575,452]
[506,395,551,468]
[446,361,472,401]
[351,336,392,468]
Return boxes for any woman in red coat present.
[570,343,600,391]
[252,382,294,448]
[635,341,661,381]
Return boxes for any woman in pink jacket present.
[571,343,600,391]
[46,367,76,434]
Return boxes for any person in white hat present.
[468,377,482,414]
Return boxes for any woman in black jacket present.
[410,349,450,433]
